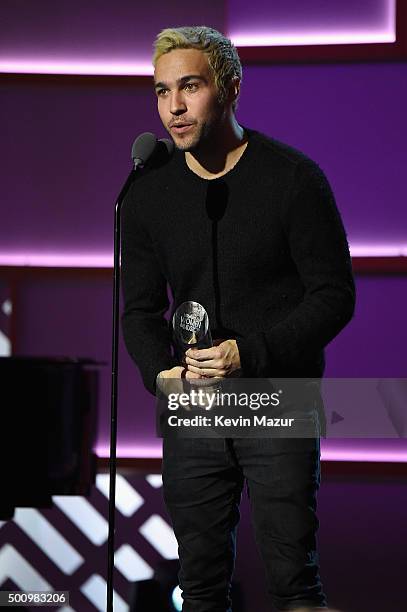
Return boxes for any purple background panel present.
[324,275,407,378]
[0,1,224,69]
[237,63,407,246]
[1,62,407,255]
[227,0,394,38]
[12,273,407,453]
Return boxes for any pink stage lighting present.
[349,244,407,257]
[0,245,406,268]
[95,444,163,459]
[320,446,407,463]
[0,59,154,76]
[95,442,407,463]
[229,30,395,48]
[0,252,113,268]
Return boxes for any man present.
[121,26,355,612]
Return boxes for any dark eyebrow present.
[154,75,207,90]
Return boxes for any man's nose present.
[170,90,187,115]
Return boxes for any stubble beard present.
[171,121,206,152]
[170,103,226,153]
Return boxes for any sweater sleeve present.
[235,159,356,376]
[120,185,178,395]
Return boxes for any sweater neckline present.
[177,126,254,184]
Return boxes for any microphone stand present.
[106,165,137,612]
[106,135,172,611]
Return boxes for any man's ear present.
[228,76,241,105]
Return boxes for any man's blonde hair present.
[153,26,242,111]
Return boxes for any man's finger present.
[185,347,220,361]
[185,356,221,369]
[186,364,226,377]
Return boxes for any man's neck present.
[185,119,248,180]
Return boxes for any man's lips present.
[170,123,194,133]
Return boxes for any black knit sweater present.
[121,127,356,395]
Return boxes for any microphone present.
[131,133,174,169]
[131,132,157,169]
[151,137,174,168]
[159,138,174,156]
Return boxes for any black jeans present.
[162,435,327,611]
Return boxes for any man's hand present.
[158,366,202,380]
[184,339,241,378]
[156,366,203,397]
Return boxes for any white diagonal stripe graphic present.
[80,574,129,612]
[14,508,84,574]
[114,544,154,581]
[0,546,76,610]
[53,496,108,545]
[0,544,52,590]
[96,474,144,516]
[0,330,11,356]
[2,299,12,315]
[146,474,163,488]
[139,514,178,559]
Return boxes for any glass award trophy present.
[172,301,220,409]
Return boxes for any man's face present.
[154,48,226,151]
